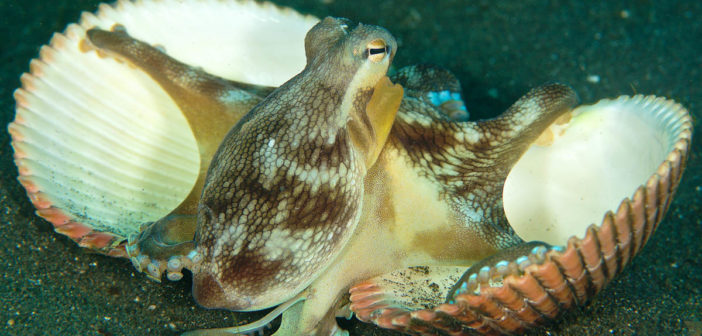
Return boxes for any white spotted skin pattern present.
[190,17,397,311]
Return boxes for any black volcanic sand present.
[1,1,700,335]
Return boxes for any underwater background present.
[0,0,700,335]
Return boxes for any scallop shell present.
[8,0,318,256]
[349,95,693,335]
[9,1,694,335]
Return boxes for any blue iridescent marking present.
[516,256,529,264]
[427,90,449,106]
[531,245,547,255]
[455,281,469,295]
[427,90,467,111]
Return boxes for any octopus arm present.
[84,28,285,281]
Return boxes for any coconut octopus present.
[8,1,693,335]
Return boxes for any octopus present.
[8,1,693,335]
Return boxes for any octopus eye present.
[366,39,389,63]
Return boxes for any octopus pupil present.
[369,47,386,55]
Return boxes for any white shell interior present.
[13,25,199,237]
[504,96,687,244]
[83,0,318,86]
[11,0,317,238]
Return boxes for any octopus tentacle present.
[84,27,275,280]
[392,83,579,251]
[343,83,580,335]
[125,214,201,281]
[450,83,579,250]
[86,26,265,217]
[181,291,308,336]
[350,94,693,335]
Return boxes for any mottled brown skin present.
[350,89,692,336]
[274,80,578,335]
[85,17,579,336]
[389,81,578,251]
[86,27,275,265]
[191,17,401,311]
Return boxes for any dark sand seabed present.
[0,0,700,335]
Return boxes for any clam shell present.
[349,95,693,335]
[8,0,318,256]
